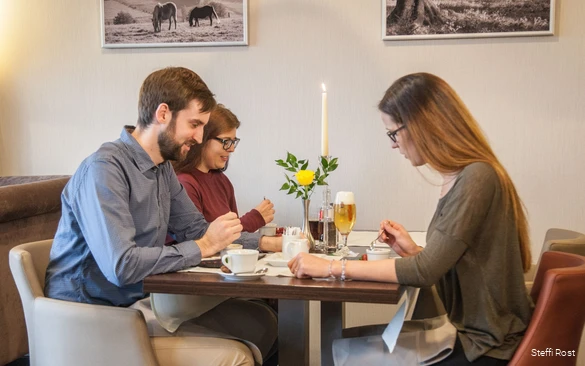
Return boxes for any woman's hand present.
[288,253,330,278]
[379,220,422,257]
[255,199,275,224]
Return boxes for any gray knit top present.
[395,162,533,361]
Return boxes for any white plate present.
[265,258,290,267]
[264,253,290,267]
[219,272,266,281]
[201,256,220,261]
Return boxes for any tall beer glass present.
[334,191,356,250]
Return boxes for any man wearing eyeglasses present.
[45,67,277,364]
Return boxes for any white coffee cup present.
[282,234,302,260]
[366,248,392,261]
[286,239,310,259]
[220,243,243,257]
[221,249,259,274]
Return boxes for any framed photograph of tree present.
[382,0,555,40]
[101,0,248,48]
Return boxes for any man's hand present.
[255,199,275,224]
[197,212,242,257]
[259,235,282,252]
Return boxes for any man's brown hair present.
[137,67,216,128]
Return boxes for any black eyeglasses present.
[386,125,406,143]
[213,137,240,150]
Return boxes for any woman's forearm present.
[330,258,399,283]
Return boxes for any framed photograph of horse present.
[382,0,555,41]
[100,0,248,48]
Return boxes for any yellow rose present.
[295,170,315,186]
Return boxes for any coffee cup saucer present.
[219,272,266,281]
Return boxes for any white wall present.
[1,0,584,259]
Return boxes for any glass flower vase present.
[301,199,315,252]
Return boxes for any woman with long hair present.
[289,73,532,365]
[173,104,281,252]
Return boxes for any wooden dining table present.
[143,256,404,366]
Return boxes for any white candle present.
[321,83,328,157]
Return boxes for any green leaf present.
[286,167,297,173]
[288,186,296,195]
[300,161,309,171]
[280,183,290,190]
[296,191,303,198]
[320,156,328,169]
[330,157,338,166]
[329,163,338,171]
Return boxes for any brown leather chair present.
[510,251,585,366]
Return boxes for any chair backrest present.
[9,239,159,366]
[533,228,585,279]
[510,251,585,366]
[8,239,54,356]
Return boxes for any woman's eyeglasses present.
[213,137,240,150]
[386,125,406,143]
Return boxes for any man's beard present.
[158,119,187,162]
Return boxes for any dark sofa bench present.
[0,176,69,364]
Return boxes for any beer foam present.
[335,191,355,204]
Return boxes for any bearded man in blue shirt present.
[45,67,277,365]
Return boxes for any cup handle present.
[221,254,231,270]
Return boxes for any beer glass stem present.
[338,233,349,250]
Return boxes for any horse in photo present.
[189,5,220,27]
[152,2,177,33]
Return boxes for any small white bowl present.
[259,223,277,236]
[220,243,243,256]
[366,248,392,261]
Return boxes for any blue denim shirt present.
[45,127,208,306]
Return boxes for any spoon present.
[370,221,391,251]
[369,232,384,251]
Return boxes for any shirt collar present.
[120,126,157,173]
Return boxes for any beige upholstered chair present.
[9,239,254,366]
[527,228,585,286]
[537,228,585,265]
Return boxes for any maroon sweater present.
[176,169,265,233]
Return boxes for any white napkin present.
[150,293,228,333]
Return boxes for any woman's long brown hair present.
[379,73,531,272]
